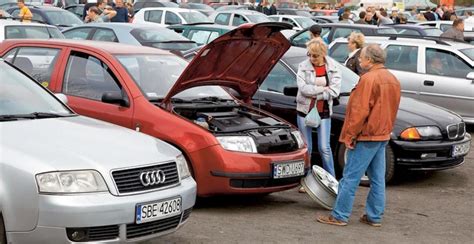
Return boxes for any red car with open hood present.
[0,23,309,197]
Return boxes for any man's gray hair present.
[362,44,386,64]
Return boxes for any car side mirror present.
[101,91,129,107]
[467,72,474,81]
[55,93,68,104]
[283,86,298,97]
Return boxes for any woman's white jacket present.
[296,57,341,115]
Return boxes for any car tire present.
[336,142,396,186]
[0,214,6,244]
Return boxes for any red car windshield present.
[116,54,231,101]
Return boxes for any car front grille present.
[66,225,119,242]
[181,208,193,222]
[88,225,120,241]
[126,214,182,239]
[447,122,465,140]
[112,162,179,194]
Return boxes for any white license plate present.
[273,161,305,179]
[452,141,470,157]
[135,197,181,224]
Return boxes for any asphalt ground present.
[152,127,474,244]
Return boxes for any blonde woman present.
[296,38,341,180]
[345,32,365,75]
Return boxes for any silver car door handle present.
[423,80,434,86]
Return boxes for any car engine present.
[173,105,299,154]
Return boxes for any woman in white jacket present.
[296,38,341,179]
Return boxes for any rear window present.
[5,26,63,39]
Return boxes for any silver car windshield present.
[295,17,315,29]
[247,14,272,23]
[0,61,72,116]
[116,54,231,101]
[180,12,210,23]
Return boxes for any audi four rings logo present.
[139,170,166,186]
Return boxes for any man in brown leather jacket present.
[317,44,401,227]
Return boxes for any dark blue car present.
[6,5,82,29]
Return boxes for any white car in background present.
[417,20,474,31]
[133,7,211,26]
[269,14,316,31]
[0,19,64,41]
[0,59,196,243]
[328,36,474,124]
[209,9,272,26]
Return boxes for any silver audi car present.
[0,59,196,243]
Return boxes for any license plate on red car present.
[452,141,470,157]
[135,197,181,224]
[273,160,305,179]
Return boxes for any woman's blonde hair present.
[306,38,327,57]
[348,32,365,49]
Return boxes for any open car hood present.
[162,22,292,104]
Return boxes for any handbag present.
[304,106,321,128]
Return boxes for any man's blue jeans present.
[331,141,388,223]
[296,115,335,177]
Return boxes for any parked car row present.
[1,15,472,243]
[0,58,196,242]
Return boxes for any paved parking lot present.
[154,128,474,244]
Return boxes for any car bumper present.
[391,133,471,170]
[6,177,196,243]
[189,145,310,196]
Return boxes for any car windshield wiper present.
[191,97,235,103]
[148,97,191,103]
[0,112,74,121]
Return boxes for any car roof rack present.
[376,34,452,46]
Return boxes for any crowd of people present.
[83,0,133,23]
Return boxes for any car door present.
[63,27,94,40]
[187,29,218,45]
[383,43,422,100]
[214,13,231,26]
[282,17,299,29]
[232,14,248,26]
[420,47,474,119]
[90,28,118,42]
[144,9,163,24]
[58,50,133,128]
[164,11,182,25]
[252,61,298,125]
[2,46,63,89]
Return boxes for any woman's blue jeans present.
[331,141,388,223]
[297,115,335,177]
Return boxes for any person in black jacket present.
[269,2,277,15]
[345,32,365,75]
